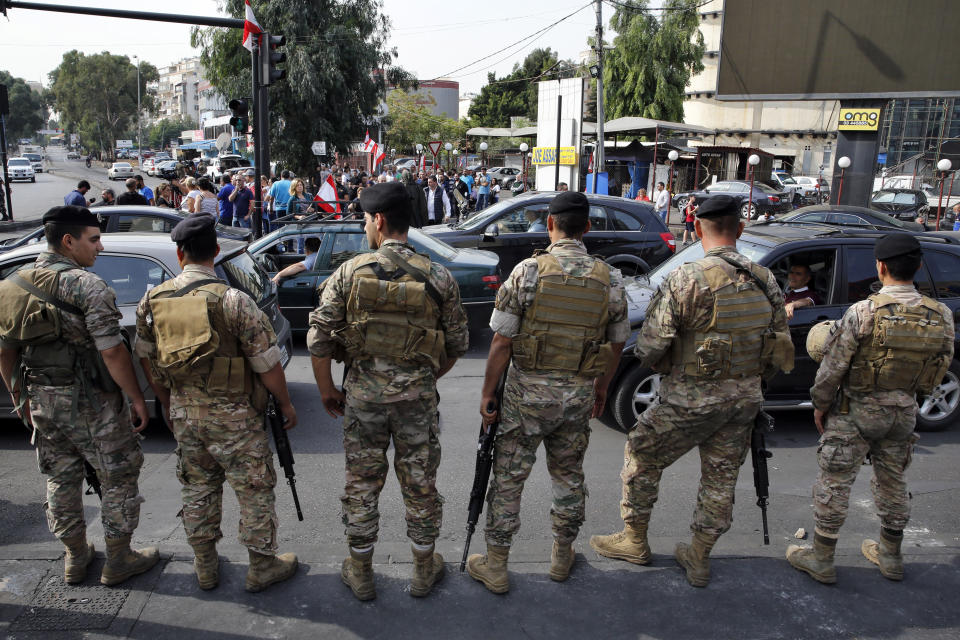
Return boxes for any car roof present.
[0,233,248,263]
[744,222,960,248]
[874,188,923,194]
[511,190,653,207]
[789,204,881,216]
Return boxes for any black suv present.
[607,223,960,433]
[673,180,792,219]
[421,191,675,278]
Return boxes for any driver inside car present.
[784,263,823,319]
[271,236,321,284]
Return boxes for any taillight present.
[660,232,676,253]
[769,196,780,203]
[482,274,501,290]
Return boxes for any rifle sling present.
[154,278,224,299]
[10,273,83,316]
[378,247,444,311]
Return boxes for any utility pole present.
[593,0,604,194]
[251,37,263,238]
[134,55,141,169]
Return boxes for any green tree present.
[193,0,415,177]
[604,0,705,122]
[147,116,198,149]
[47,52,158,156]
[467,48,578,127]
[0,71,45,142]
[383,90,467,156]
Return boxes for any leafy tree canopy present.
[604,0,705,123]
[147,115,198,149]
[383,90,467,156]
[193,0,415,177]
[0,70,46,142]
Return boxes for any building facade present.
[149,57,203,124]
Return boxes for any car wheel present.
[740,202,756,219]
[30,177,35,183]
[917,359,960,432]
[612,365,661,432]
[792,193,802,207]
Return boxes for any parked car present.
[422,191,675,278]
[768,172,807,205]
[247,220,502,331]
[487,167,521,188]
[22,153,43,174]
[204,154,250,179]
[794,176,829,202]
[155,160,180,180]
[0,206,251,254]
[0,234,293,422]
[870,188,930,222]
[606,223,960,433]
[108,162,136,180]
[673,180,792,219]
[141,158,157,175]
[66,150,81,159]
[777,205,925,231]
[7,158,35,182]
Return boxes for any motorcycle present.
[85,157,92,168]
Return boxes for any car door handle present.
[295,281,311,286]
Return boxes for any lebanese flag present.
[419,154,425,172]
[373,145,385,167]
[314,174,341,214]
[587,151,594,173]
[363,130,373,153]
[241,1,263,52]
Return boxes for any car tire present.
[611,365,662,432]
[792,193,802,207]
[30,177,35,183]
[917,359,960,432]
[741,203,756,219]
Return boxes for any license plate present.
[279,343,290,367]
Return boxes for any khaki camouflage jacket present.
[636,245,788,407]
[307,238,469,403]
[810,284,955,411]
[490,238,630,385]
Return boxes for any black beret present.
[696,194,739,218]
[171,213,217,244]
[359,182,411,218]
[874,233,921,261]
[549,191,589,216]
[42,205,99,228]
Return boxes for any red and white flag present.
[363,130,372,152]
[587,151,594,173]
[373,145,385,167]
[314,174,341,214]
[419,154,426,172]
[241,0,263,52]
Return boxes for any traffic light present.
[229,98,249,134]
[261,34,286,86]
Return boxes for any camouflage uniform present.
[7,252,144,541]
[307,239,468,547]
[808,285,954,535]
[485,239,629,546]
[622,246,787,537]
[134,264,284,554]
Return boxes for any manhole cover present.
[8,573,130,631]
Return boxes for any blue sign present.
[877,152,887,165]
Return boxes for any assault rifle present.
[752,410,774,545]
[459,373,506,572]
[266,396,303,521]
[83,460,102,499]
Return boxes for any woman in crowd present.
[194,177,220,217]
[180,177,200,213]
[154,183,174,208]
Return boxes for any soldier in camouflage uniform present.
[466,191,628,594]
[309,182,468,601]
[0,206,158,586]
[787,233,954,584]
[134,214,299,593]
[591,195,792,587]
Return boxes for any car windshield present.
[24,154,40,161]
[10,159,29,166]
[220,250,270,305]
[408,228,457,260]
[865,211,907,227]
[755,183,779,194]
[455,198,518,230]
[645,239,772,289]
[873,191,917,205]
[777,174,797,184]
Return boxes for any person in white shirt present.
[424,176,451,223]
[653,182,670,222]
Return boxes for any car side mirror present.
[483,223,499,239]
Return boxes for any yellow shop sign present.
[838,108,881,131]
[531,146,578,165]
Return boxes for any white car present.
[108,162,135,180]
[794,176,829,202]
[487,166,521,187]
[142,158,156,176]
[8,158,36,182]
[22,153,44,173]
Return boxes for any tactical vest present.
[147,277,267,409]
[845,293,950,395]
[511,253,614,377]
[333,248,446,371]
[671,256,779,379]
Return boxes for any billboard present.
[716,0,960,100]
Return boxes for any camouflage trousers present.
[621,394,760,537]
[341,395,443,547]
[171,406,279,555]
[813,396,917,535]
[484,376,593,547]
[29,384,144,540]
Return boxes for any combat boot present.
[466,544,510,594]
[341,547,375,601]
[100,535,160,586]
[191,542,219,590]
[862,528,904,581]
[675,531,718,588]
[410,544,444,597]
[245,550,298,593]
[589,522,652,565]
[549,540,575,582]
[61,532,95,584]
[786,532,837,585]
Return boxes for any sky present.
[0,0,609,96]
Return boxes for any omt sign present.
[838,108,881,131]
[531,147,577,165]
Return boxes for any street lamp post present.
[747,154,760,219]
[936,158,952,230]
[667,149,679,225]
[479,141,488,168]
[445,142,453,171]
[134,55,141,169]
[519,142,529,192]
[836,156,851,205]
